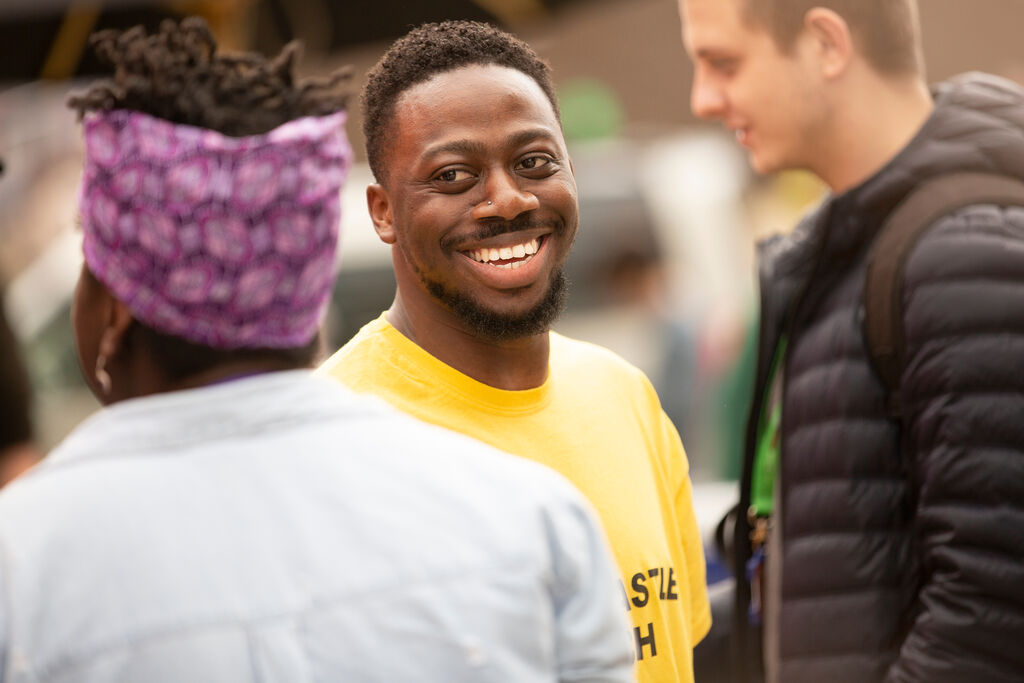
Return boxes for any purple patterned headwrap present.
[79,109,352,349]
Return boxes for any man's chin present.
[748,147,800,177]
[426,271,568,342]
[749,150,778,176]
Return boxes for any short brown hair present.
[742,0,923,76]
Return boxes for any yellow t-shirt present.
[319,315,711,682]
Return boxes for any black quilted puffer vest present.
[734,73,1024,683]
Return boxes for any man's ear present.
[97,298,135,365]
[803,7,854,80]
[367,184,397,245]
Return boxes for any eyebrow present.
[422,139,487,159]
[421,127,558,161]
[693,47,735,60]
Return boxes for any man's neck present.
[108,357,304,405]
[815,71,934,194]
[386,294,551,392]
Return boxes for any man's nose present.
[473,171,540,220]
[691,73,726,120]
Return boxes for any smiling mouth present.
[464,237,542,270]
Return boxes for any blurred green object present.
[715,316,757,481]
[559,78,624,141]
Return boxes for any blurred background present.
[2,0,1023,495]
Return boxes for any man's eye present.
[518,156,552,171]
[709,58,737,74]
[436,169,473,183]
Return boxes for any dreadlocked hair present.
[67,17,351,136]
[69,18,341,380]
[362,20,560,183]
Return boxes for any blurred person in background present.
[318,20,709,682]
[597,247,699,457]
[680,0,1024,681]
[0,279,41,487]
[0,18,635,682]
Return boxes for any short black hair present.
[68,18,349,379]
[362,20,560,183]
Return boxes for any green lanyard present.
[751,336,787,517]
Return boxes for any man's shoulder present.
[318,315,409,393]
[397,416,594,506]
[0,376,592,542]
[548,332,662,414]
[316,382,603,530]
[898,175,1024,284]
[549,331,649,383]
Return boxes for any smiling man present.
[679,1,1024,682]
[319,21,710,682]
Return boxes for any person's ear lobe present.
[367,184,397,245]
[90,295,134,400]
[803,7,854,80]
[98,299,134,363]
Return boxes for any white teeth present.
[467,237,542,264]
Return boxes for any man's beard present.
[409,214,573,342]
[423,268,568,342]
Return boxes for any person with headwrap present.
[0,19,633,682]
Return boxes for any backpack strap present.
[863,171,1024,418]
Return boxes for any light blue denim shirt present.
[0,372,634,682]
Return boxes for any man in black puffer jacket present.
[680,0,1024,681]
